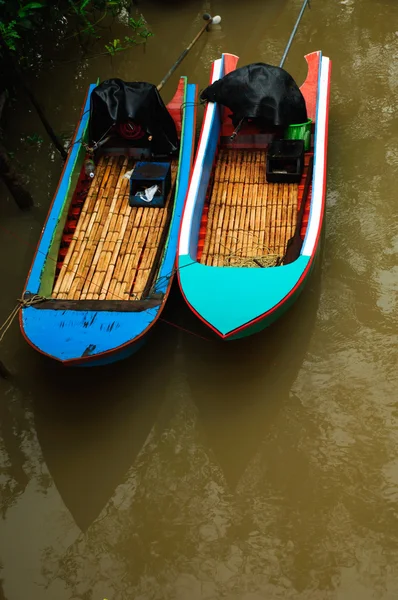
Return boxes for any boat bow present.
[179,254,310,338]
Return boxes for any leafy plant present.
[128,16,153,41]
[104,37,122,55]
[0,0,152,54]
[0,21,20,50]
[104,15,153,55]
[18,2,46,19]
[25,133,44,145]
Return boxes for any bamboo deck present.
[200,149,299,267]
[52,155,177,301]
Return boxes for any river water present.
[0,0,397,598]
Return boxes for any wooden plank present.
[80,159,127,299]
[127,160,177,294]
[209,166,229,264]
[122,213,155,297]
[201,182,217,263]
[212,189,227,265]
[280,184,289,255]
[226,179,240,262]
[270,184,279,253]
[242,182,251,258]
[263,182,272,253]
[77,158,121,300]
[249,183,257,256]
[253,181,260,246]
[79,156,114,232]
[52,158,110,297]
[74,157,118,298]
[219,188,231,265]
[235,151,243,183]
[108,208,144,298]
[98,206,131,300]
[214,150,226,183]
[236,179,246,256]
[207,195,221,263]
[274,185,283,253]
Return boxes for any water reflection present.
[2,0,398,597]
[181,257,323,490]
[30,310,180,532]
[31,265,325,599]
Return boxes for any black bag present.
[89,79,179,155]
[201,63,307,129]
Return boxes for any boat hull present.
[227,244,319,340]
[177,52,331,340]
[20,79,197,366]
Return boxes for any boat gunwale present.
[177,51,332,339]
[25,79,189,309]
[19,77,197,364]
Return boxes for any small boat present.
[177,51,331,339]
[20,76,197,365]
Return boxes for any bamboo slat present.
[260,179,268,250]
[200,148,310,266]
[80,159,127,299]
[210,167,227,258]
[201,185,218,262]
[71,158,120,293]
[52,157,111,296]
[280,184,289,255]
[274,186,282,252]
[238,185,247,258]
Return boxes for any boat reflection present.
[181,254,323,489]
[31,300,180,532]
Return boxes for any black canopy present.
[201,63,307,129]
[89,79,179,155]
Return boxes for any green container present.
[284,118,312,151]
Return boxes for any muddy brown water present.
[1,0,398,598]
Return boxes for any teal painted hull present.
[177,52,331,341]
[228,254,317,340]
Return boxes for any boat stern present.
[20,302,162,366]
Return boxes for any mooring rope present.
[0,295,47,343]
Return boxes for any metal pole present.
[157,14,221,92]
[279,0,311,69]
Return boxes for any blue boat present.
[20,77,197,366]
[177,52,331,339]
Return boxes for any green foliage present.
[104,37,122,55]
[0,20,20,50]
[25,132,44,145]
[0,0,153,61]
[129,16,153,40]
[18,2,46,19]
[104,15,153,55]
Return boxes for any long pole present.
[279,0,311,69]
[157,13,221,91]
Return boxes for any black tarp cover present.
[89,79,179,155]
[201,63,307,129]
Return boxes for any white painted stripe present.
[301,56,330,257]
[179,58,223,257]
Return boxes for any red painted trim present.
[221,54,239,137]
[222,58,332,339]
[167,77,185,135]
[20,79,198,365]
[177,60,218,258]
[179,57,332,340]
[300,51,321,122]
